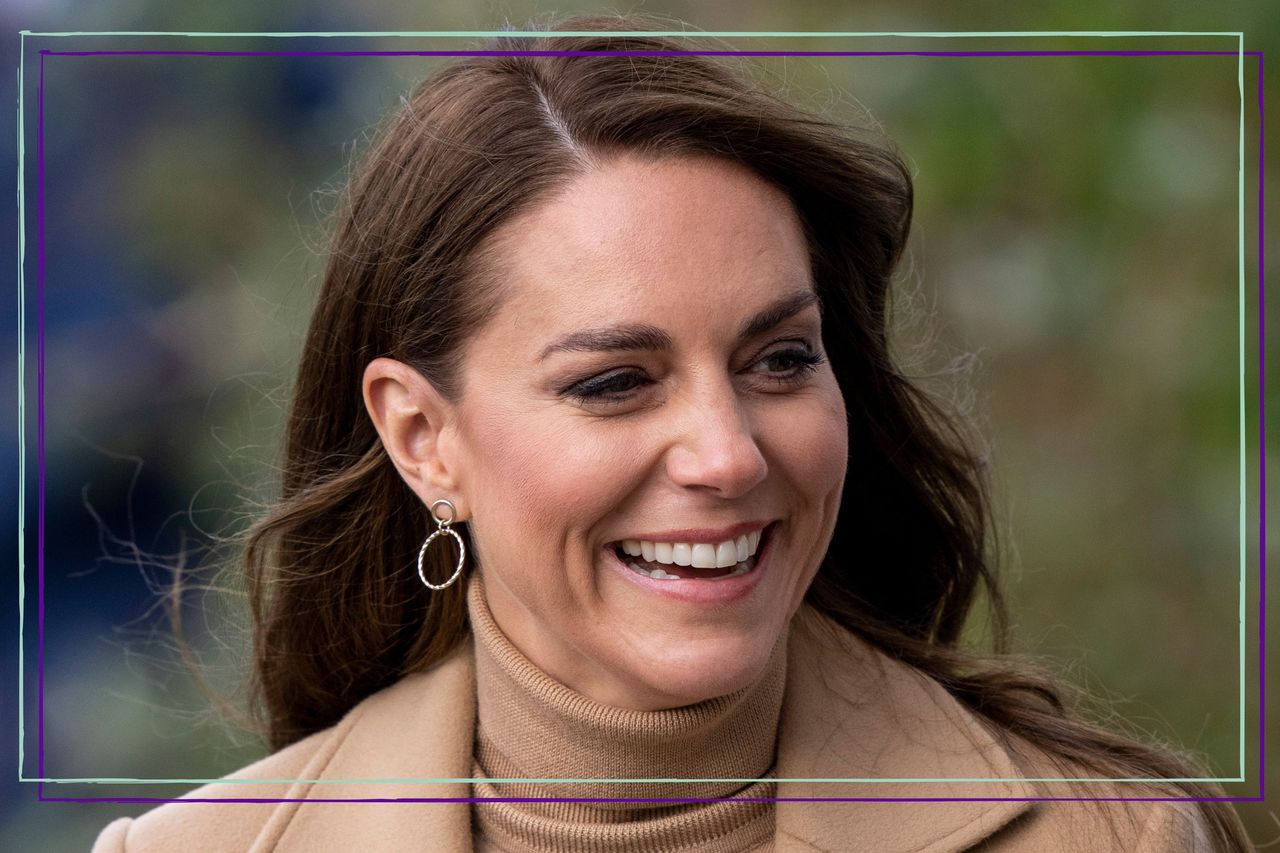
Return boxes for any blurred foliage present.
[6,0,1277,848]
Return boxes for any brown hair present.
[239,16,1249,849]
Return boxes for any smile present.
[608,523,776,582]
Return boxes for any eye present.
[559,344,824,407]
[754,345,825,386]
[562,369,654,404]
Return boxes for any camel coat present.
[92,605,1210,852]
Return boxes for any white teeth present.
[691,543,717,568]
[616,527,767,566]
[715,541,738,568]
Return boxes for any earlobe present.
[361,357,464,507]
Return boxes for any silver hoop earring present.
[417,499,466,591]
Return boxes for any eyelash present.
[563,346,825,405]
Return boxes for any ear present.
[362,357,467,520]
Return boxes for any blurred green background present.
[6,0,1276,849]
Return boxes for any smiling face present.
[410,154,848,710]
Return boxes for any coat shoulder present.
[88,637,476,853]
[89,725,338,853]
[788,606,1226,851]
[984,737,1218,852]
[989,789,1216,852]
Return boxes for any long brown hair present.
[240,17,1249,848]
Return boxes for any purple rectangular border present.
[27,45,1266,805]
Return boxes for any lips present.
[606,520,773,549]
[607,521,771,560]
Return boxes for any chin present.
[630,633,779,709]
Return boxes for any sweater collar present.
[468,569,787,800]
[268,576,1034,853]
[467,570,782,851]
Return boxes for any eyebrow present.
[537,289,821,362]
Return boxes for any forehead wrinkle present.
[555,158,793,279]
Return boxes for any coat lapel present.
[774,606,1034,852]
[256,606,1034,852]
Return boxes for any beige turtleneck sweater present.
[466,572,784,852]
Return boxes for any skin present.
[363,154,848,711]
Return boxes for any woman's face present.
[435,155,847,710]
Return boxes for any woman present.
[93,18,1251,852]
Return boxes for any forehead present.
[482,155,813,327]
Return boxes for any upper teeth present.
[619,529,763,569]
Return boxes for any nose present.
[665,379,768,498]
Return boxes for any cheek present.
[462,406,640,554]
[765,385,849,499]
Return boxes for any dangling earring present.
[417,499,466,590]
